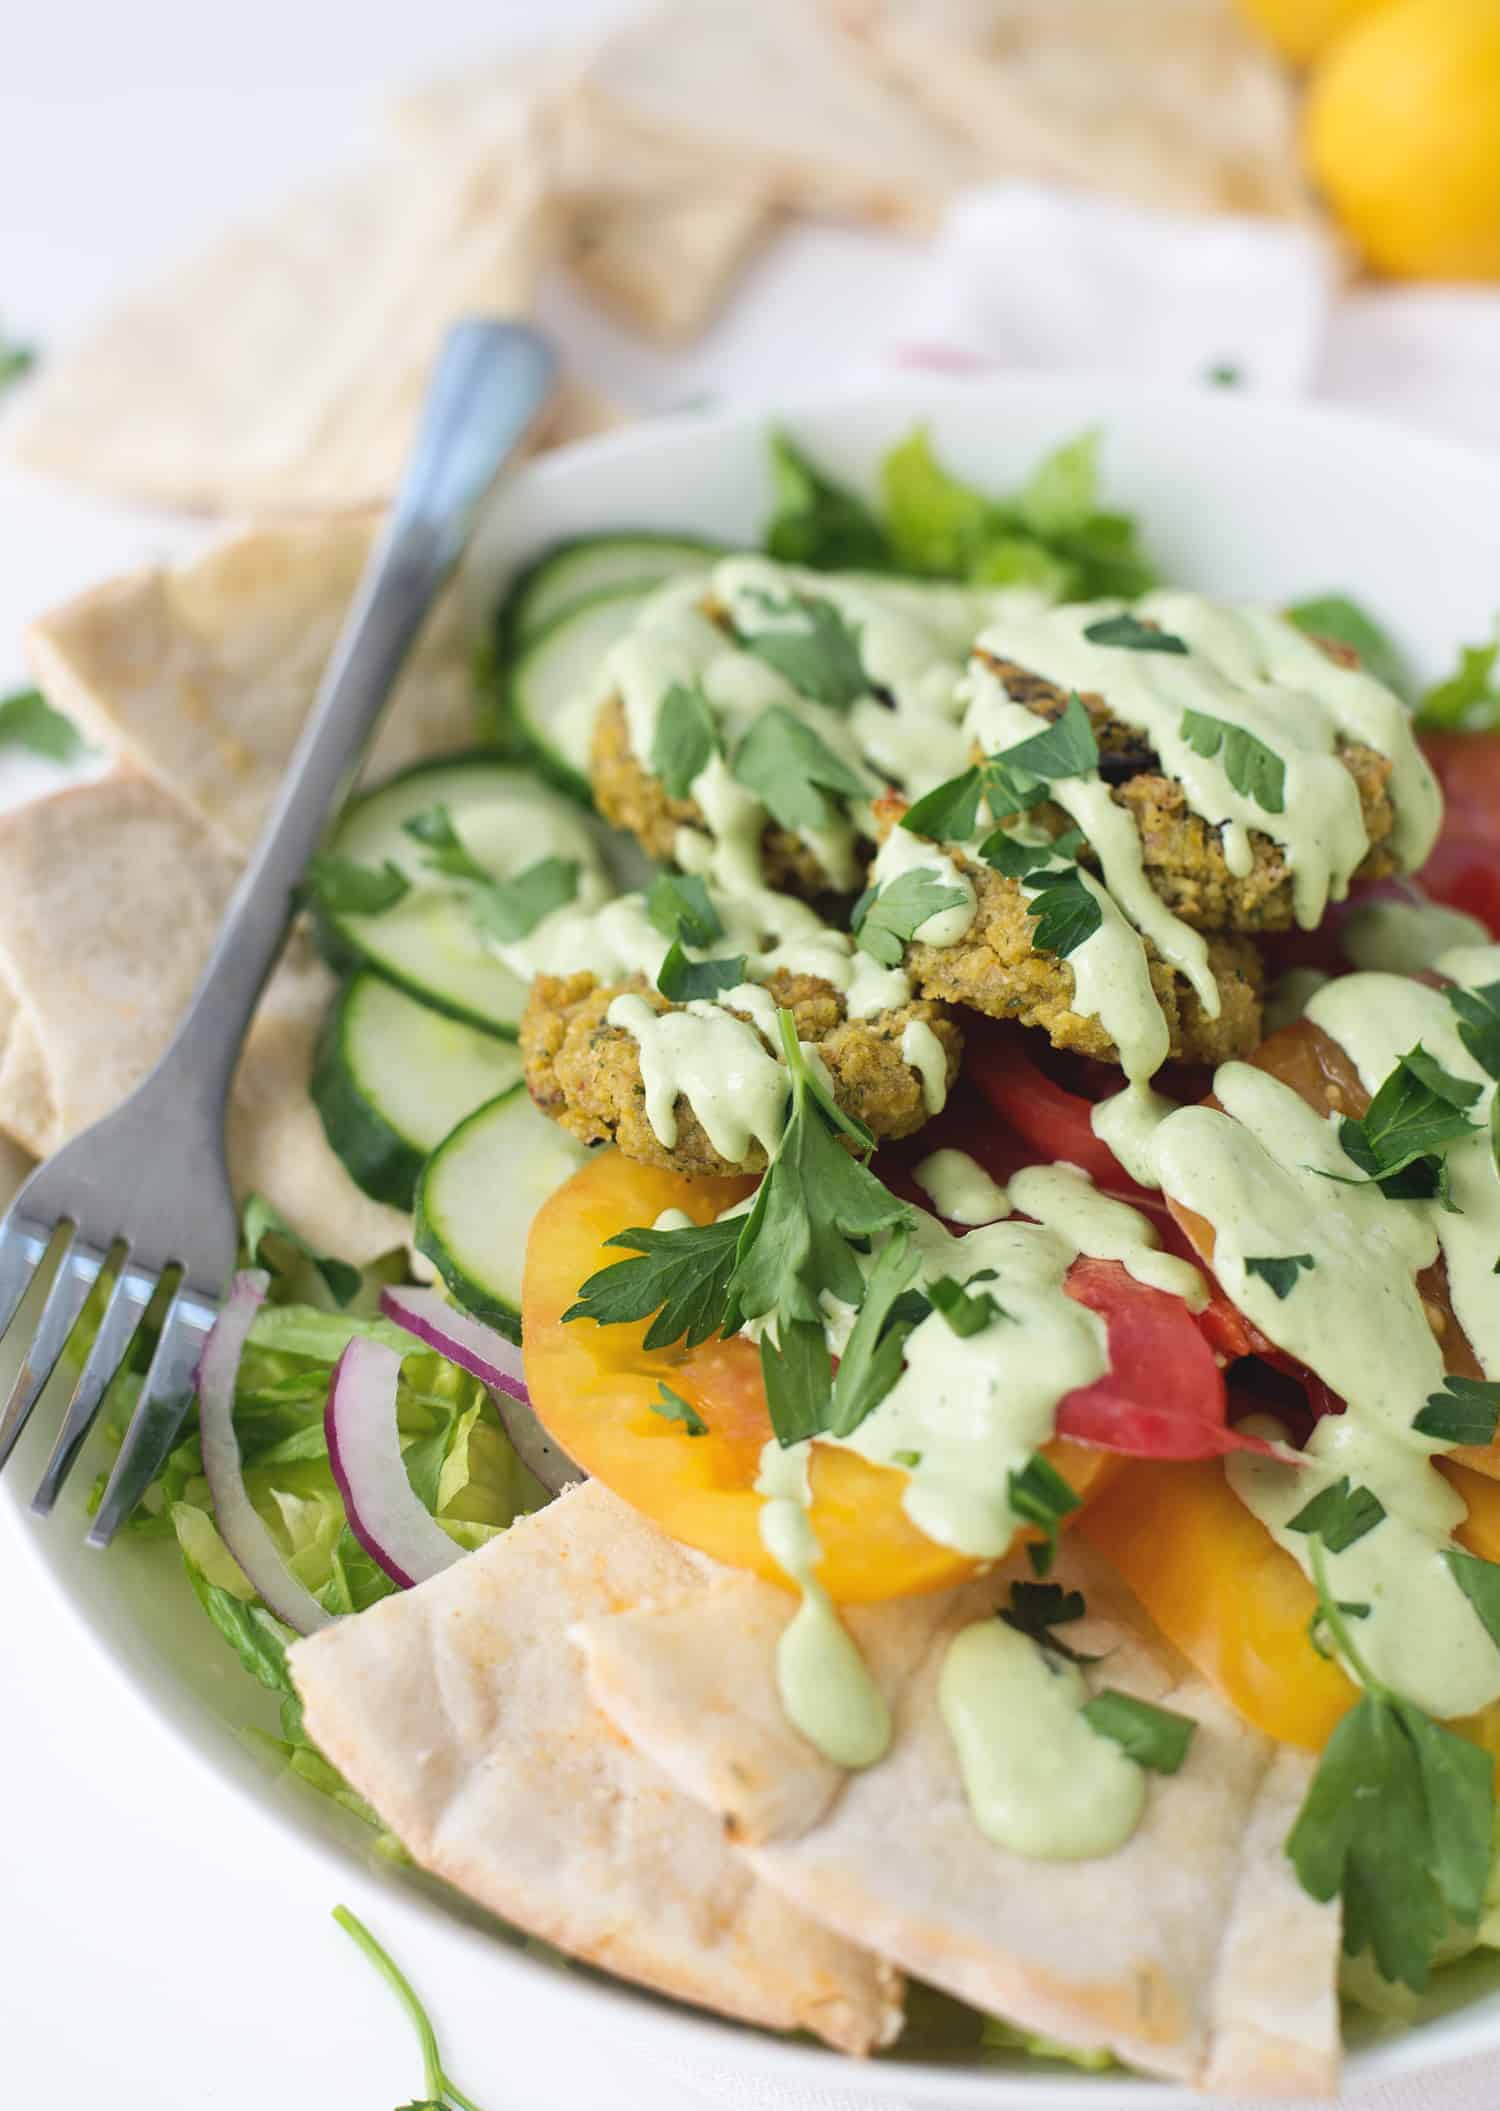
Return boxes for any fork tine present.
[0,1235,98,1474]
[30,1263,153,1518]
[0,1213,57,1348]
[87,1291,210,1549]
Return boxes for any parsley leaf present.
[760,1316,834,1448]
[1082,612,1188,655]
[1286,1476,1387,1553]
[740,590,868,709]
[1244,1253,1315,1300]
[1446,981,1500,1081]
[0,687,87,762]
[1287,594,1411,701]
[1443,1547,1500,1650]
[1081,1690,1197,1774]
[650,1384,708,1437]
[646,870,723,949]
[732,706,868,834]
[901,694,1099,842]
[1180,709,1286,814]
[1025,863,1102,960]
[656,943,748,1002]
[851,869,969,966]
[1008,1452,1082,1577]
[308,853,411,917]
[765,429,890,572]
[999,1579,1098,1664]
[470,856,579,942]
[1417,632,1500,735]
[927,1273,1006,1337]
[1415,1376,1500,1446]
[1336,1044,1480,1197]
[651,680,720,798]
[401,803,492,883]
[979,827,1084,879]
[900,765,986,843]
[1285,1538,1495,1991]
[827,1229,921,1438]
[563,1216,742,1351]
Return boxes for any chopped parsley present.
[1082,612,1188,655]
[827,1229,922,1439]
[1081,1690,1197,1774]
[739,589,868,709]
[1333,1044,1480,1204]
[732,706,868,834]
[656,943,748,1002]
[927,1273,1006,1338]
[651,680,720,797]
[1443,1549,1500,1649]
[1413,1376,1500,1446]
[1286,1476,1386,1554]
[402,804,493,883]
[1179,708,1286,815]
[1024,863,1102,960]
[0,687,87,762]
[1008,1452,1082,1577]
[650,1384,708,1437]
[307,853,411,917]
[646,870,723,949]
[901,694,1099,841]
[851,868,969,966]
[1243,1253,1315,1300]
[999,1579,1097,1665]
[563,1216,743,1351]
[1287,594,1411,702]
[1445,981,1500,1081]
[470,855,579,942]
[1286,1536,1494,1991]
[979,826,1085,879]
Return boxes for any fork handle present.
[155,320,556,1107]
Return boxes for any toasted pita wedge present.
[568,191,776,343]
[570,0,978,230]
[827,0,1310,220]
[578,1543,1339,2091]
[24,517,476,855]
[289,1483,903,2053]
[8,117,557,514]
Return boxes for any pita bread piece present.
[567,190,777,343]
[8,114,557,514]
[24,516,478,855]
[578,1542,1339,2091]
[571,0,978,230]
[827,0,1310,220]
[290,1482,902,2053]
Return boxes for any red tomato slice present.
[1418,732,1500,936]
[1058,1257,1276,1460]
[965,1020,1134,1188]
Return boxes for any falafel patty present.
[977,650,1397,934]
[521,968,963,1178]
[590,693,839,902]
[896,841,1264,1068]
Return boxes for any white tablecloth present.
[4,6,1500,2106]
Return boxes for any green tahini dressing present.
[939,1620,1146,1858]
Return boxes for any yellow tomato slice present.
[522,1148,1117,1602]
[1082,1453,1500,1749]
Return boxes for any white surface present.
[8,7,1500,2111]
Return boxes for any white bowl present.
[12,375,1500,2108]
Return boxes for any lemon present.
[1304,0,1500,279]
[1235,0,1391,67]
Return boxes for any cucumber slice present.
[503,532,727,648]
[312,973,525,1209]
[415,1087,593,1340]
[319,755,610,1036]
[507,586,665,804]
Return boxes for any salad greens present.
[334,1906,487,2111]
[0,687,88,763]
[762,425,1160,600]
[1287,595,1412,702]
[1418,631,1500,735]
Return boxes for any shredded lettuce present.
[764,423,1160,600]
[979,2017,1115,2071]
[1417,631,1500,734]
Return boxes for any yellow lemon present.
[1305,0,1500,278]
[1235,0,1391,68]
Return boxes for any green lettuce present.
[1286,594,1412,702]
[763,429,891,573]
[1417,631,1500,734]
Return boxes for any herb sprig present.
[333,1906,487,2111]
[739,589,868,708]
[1180,709,1286,815]
[901,694,1098,843]
[1331,1044,1480,1205]
[732,706,868,834]
[851,868,969,966]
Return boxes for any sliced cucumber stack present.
[312,972,525,1209]
[415,1087,594,1340]
[502,532,728,650]
[319,755,607,1036]
[501,533,727,802]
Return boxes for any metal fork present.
[0,318,556,1545]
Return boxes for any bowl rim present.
[13,368,1500,2106]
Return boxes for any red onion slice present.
[379,1284,527,1401]
[198,1270,331,1636]
[326,1336,463,1590]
